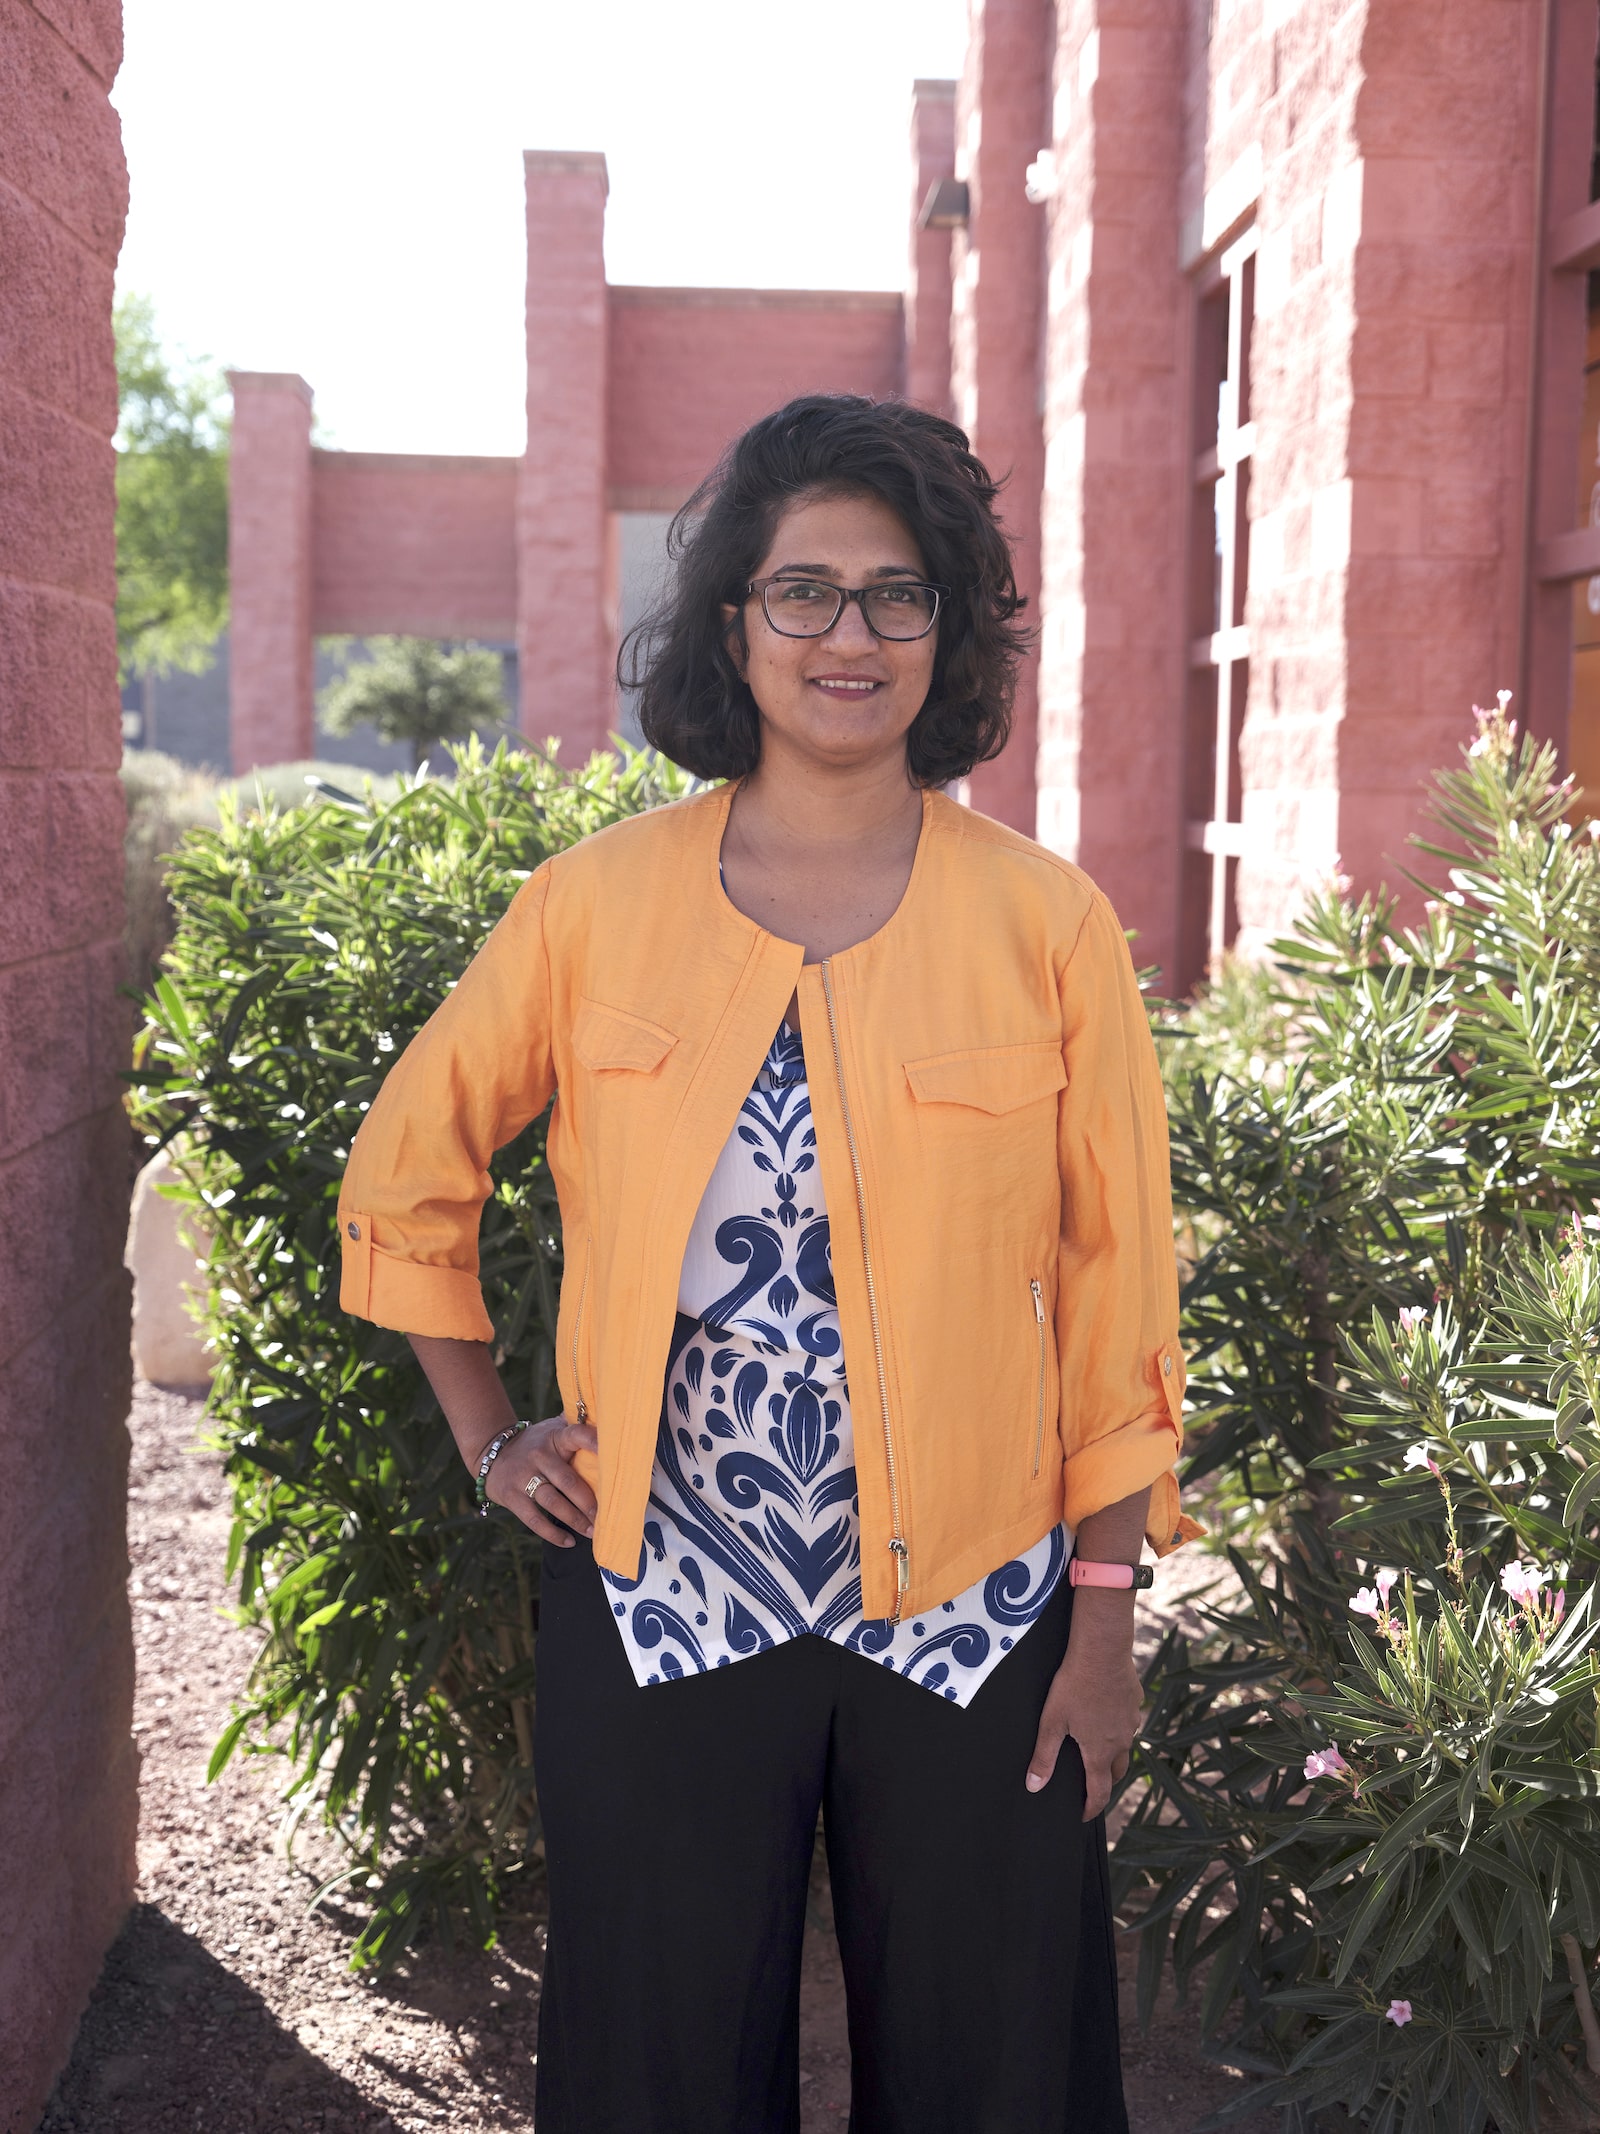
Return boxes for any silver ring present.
[524,1473,546,1502]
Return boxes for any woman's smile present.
[807,673,884,697]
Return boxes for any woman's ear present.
[720,605,748,682]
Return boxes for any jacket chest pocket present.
[902,1034,1069,1237]
[571,997,679,1076]
[903,1039,1067,1119]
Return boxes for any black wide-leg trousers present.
[532,1539,1129,2134]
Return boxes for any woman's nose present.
[829,594,879,650]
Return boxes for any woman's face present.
[730,490,937,777]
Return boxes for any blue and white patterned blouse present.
[601,1022,1070,1702]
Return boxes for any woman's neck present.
[729,744,924,870]
[720,745,927,966]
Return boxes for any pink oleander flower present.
[1304,1743,1351,1780]
[1397,1306,1426,1335]
[1350,1586,1382,1620]
[1554,1588,1567,1624]
[1375,1568,1399,1601]
[1404,1443,1440,1476]
[1500,1562,1547,1605]
[1386,1999,1413,2027]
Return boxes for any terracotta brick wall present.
[1036,0,1191,985]
[227,371,314,773]
[604,286,906,505]
[0,1,137,2126]
[310,451,518,640]
[1207,0,1541,947]
[951,0,1052,839]
[520,151,612,767]
[905,79,957,417]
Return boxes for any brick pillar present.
[949,0,1051,838]
[906,79,956,417]
[0,0,137,2123]
[1236,0,1543,949]
[226,371,314,773]
[1035,0,1188,986]
[521,150,612,764]
[1328,0,1542,915]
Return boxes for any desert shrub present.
[122,749,222,989]
[1124,708,1600,2130]
[121,754,406,990]
[129,739,689,1966]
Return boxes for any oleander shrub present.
[1124,706,1600,2131]
[129,739,689,1966]
[120,752,404,988]
[122,748,221,989]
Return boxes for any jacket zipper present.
[1030,1277,1047,1477]
[570,1246,591,1427]
[820,959,910,1620]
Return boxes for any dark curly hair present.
[621,394,1032,786]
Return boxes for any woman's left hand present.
[1025,1596,1144,1818]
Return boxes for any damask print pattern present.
[603,1023,1068,1702]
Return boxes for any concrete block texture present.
[952,0,1053,839]
[311,451,518,639]
[906,78,957,415]
[1036,0,1188,984]
[0,1,126,257]
[227,373,315,772]
[0,3,136,2126]
[520,152,612,765]
[605,288,905,503]
[0,580,120,774]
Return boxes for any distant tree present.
[318,637,512,770]
[115,294,230,679]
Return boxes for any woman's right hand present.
[486,1415,600,1547]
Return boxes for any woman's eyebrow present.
[767,562,923,579]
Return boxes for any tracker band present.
[1068,1559,1154,1590]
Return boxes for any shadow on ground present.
[39,1904,381,2132]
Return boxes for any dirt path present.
[40,1383,1270,2132]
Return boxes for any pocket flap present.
[572,997,678,1074]
[904,1040,1068,1116]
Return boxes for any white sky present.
[114,1,969,456]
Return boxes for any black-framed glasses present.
[745,575,947,641]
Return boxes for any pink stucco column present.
[521,150,612,765]
[949,0,1051,839]
[226,371,314,773]
[0,0,137,2120]
[906,79,956,417]
[1034,0,1189,984]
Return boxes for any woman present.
[338,393,1194,2133]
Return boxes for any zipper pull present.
[1031,1277,1045,1322]
[575,1400,588,1426]
[890,1536,909,1600]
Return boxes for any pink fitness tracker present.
[1069,1559,1154,1590]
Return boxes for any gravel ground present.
[39,1381,1272,2133]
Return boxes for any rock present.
[126,1146,213,1385]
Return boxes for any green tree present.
[319,637,513,771]
[115,293,230,679]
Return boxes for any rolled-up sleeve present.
[337,865,556,1342]
[1055,890,1202,1556]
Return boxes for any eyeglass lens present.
[762,580,939,640]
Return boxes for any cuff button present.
[347,1222,361,1240]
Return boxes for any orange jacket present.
[339,784,1197,1619]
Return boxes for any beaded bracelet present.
[475,1419,533,1516]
